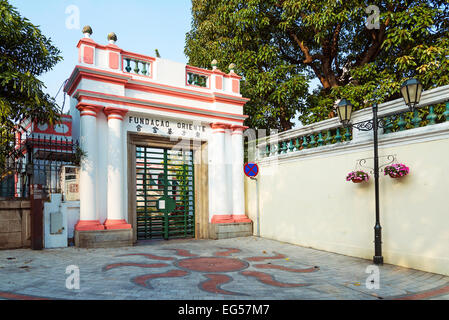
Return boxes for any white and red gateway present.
[63,28,252,244]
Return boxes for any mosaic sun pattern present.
[103,248,320,295]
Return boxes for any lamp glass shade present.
[336,99,353,125]
[400,79,423,111]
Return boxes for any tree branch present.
[288,31,323,64]
[354,17,390,67]
[331,23,342,58]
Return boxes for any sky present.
[9,0,193,112]
[9,0,312,127]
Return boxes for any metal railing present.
[0,131,79,199]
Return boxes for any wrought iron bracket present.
[349,119,383,131]
[355,154,397,174]
[344,109,411,132]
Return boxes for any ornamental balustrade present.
[123,57,212,88]
[123,56,152,77]
[382,103,449,134]
[257,85,449,160]
[258,122,353,159]
[186,72,209,88]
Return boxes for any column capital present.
[76,104,103,117]
[210,122,231,130]
[230,125,248,134]
[104,107,129,121]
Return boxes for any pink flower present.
[384,163,410,178]
[346,170,370,182]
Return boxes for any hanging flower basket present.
[384,163,410,178]
[346,170,370,183]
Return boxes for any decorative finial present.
[229,63,236,73]
[107,32,117,44]
[211,59,218,69]
[82,25,92,38]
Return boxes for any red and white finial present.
[108,32,117,44]
[229,63,236,74]
[82,25,92,38]
[211,59,218,70]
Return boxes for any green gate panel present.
[136,146,195,240]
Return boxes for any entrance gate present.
[135,145,195,240]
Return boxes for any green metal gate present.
[136,146,195,240]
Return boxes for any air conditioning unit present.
[60,165,80,201]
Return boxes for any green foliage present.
[185,0,449,130]
[72,145,87,167]
[185,0,309,130]
[0,0,62,133]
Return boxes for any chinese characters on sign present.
[128,116,207,139]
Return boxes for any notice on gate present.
[126,115,210,139]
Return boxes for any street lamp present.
[401,79,423,111]
[336,99,354,127]
[336,78,423,265]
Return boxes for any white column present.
[224,125,234,213]
[75,105,103,231]
[209,123,233,223]
[104,108,131,229]
[231,125,251,222]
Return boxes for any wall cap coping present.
[257,121,449,165]
[258,84,449,147]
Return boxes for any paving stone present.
[0,236,448,300]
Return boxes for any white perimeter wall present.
[246,125,449,276]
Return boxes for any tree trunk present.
[279,106,292,131]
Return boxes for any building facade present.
[63,29,252,246]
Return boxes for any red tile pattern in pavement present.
[117,253,174,261]
[103,262,169,271]
[246,252,286,261]
[104,248,316,295]
[176,257,249,273]
[240,271,310,287]
[254,264,319,273]
[214,248,241,256]
[0,291,51,300]
[199,274,245,295]
[164,249,198,257]
[390,284,449,300]
[132,270,189,288]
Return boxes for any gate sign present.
[156,195,176,214]
[244,162,259,178]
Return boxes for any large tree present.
[185,0,449,130]
[0,0,62,157]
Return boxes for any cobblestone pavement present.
[0,236,448,300]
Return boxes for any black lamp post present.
[336,79,423,265]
